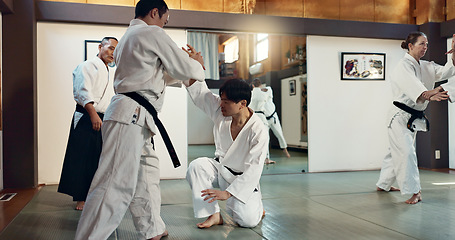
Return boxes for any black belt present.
[214,157,243,176]
[393,101,430,132]
[254,110,277,123]
[75,104,104,117]
[75,104,87,114]
[122,92,181,168]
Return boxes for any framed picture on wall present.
[85,40,101,61]
[341,52,386,80]
[289,79,296,96]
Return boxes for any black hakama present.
[58,105,104,201]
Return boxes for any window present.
[255,33,269,62]
[224,36,239,63]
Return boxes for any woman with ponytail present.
[376,32,455,204]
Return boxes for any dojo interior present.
[2,0,455,239]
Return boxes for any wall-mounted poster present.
[341,52,385,80]
[85,40,101,61]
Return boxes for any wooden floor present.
[0,186,42,232]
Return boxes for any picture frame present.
[84,40,101,61]
[341,52,386,80]
[289,79,296,96]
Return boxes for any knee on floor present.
[235,215,260,228]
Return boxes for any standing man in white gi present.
[58,37,118,211]
[376,32,455,204]
[74,1,205,239]
[249,78,291,164]
[184,74,269,229]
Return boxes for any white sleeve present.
[434,60,455,82]
[73,62,98,107]
[441,78,455,102]
[434,60,455,102]
[393,62,427,103]
[151,28,205,82]
[186,81,221,122]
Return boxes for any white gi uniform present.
[58,57,114,201]
[75,19,205,240]
[249,87,288,158]
[376,53,455,195]
[72,57,114,126]
[263,87,287,149]
[186,81,269,228]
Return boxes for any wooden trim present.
[35,0,417,40]
[441,19,455,38]
[0,0,13,14]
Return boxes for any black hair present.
[252,78,262,87]
[101,37,118,46]
[219,79,252,106]
[135,0,169,19]
[401,32,427,50]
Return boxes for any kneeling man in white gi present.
[184,77,269,229]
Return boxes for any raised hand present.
[182,44,205,70]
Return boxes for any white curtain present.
[187,31,220,80]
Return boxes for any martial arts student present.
[249,78,291,164]
[376,31,455,204]
[74,1,205,239]
[184,75,269,229]
[58,37,118,211]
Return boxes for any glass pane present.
[257,33,268,41]
[256,38,269,62]
[224,37,239,63]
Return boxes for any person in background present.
[58,36,118,211]
[249,78,291,164]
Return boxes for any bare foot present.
[197,212,223,229]
[405,192,422,204]
[75,201,85,211]
[264,158,276,164]
[283,148,291,158]
[148,230,168,240]
[376,186,400,192]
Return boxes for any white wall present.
[187,89,216,145]
[281,74,307,147]
[37,22,189,184]
[307,35,403,172]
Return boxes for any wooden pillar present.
[2,0,37,188]
[416,22,449,169]
[415,0,446,24]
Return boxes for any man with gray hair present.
[58,36,118,211]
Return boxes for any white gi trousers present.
[376,112,421,195]
[259,112,287,159]
[74,118,165,240]
[186,157,264,228]
[267,113,287,149]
